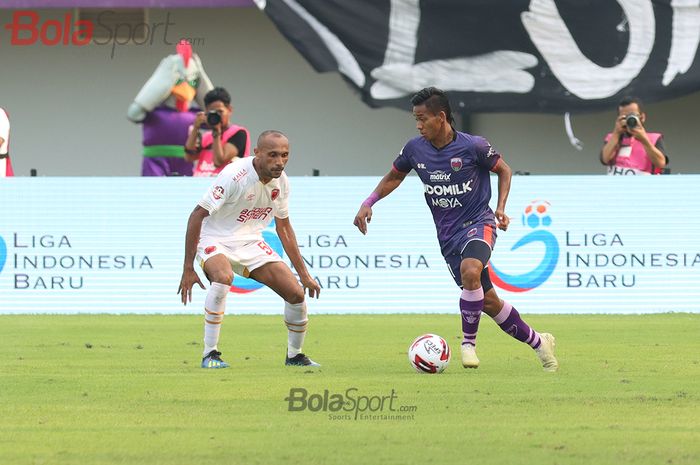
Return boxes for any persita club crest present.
[450,158,463,172]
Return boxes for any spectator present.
[0,107,12,177]
[600,96,668,175]
[184,87,250,176]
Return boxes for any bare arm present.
[629,126,667,168]
[177,205,209,304]
[211,134,239,167]
[600,115,626,165]
[353,168,408,235]
[491,158,512,231]
[276,216,320,298]
[184,130,200,162]
[184,112,206,162]
[600,136,620,165]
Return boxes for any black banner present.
[259,0,700,113]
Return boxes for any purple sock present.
[460,288,483,347]
[493,301,541,349]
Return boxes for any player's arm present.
[178,205,209,305]
[275,216,320,298]
[491,158,512,231]
[353,168,408,235]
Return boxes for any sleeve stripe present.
[392,163,409,174]
[198,199,216,213]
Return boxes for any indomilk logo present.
[489,200,559,292]
[423,180,472,195]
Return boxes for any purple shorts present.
[444,223,496,287]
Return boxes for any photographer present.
[600,96,668,175]
[185,87,250,177]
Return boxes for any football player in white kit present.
[178,130,321,368]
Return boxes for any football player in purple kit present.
[353,87,558,372]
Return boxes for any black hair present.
[204,87,231,107]
[410,87,455,125]
[618,96,644,114]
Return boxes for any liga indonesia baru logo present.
[230,220,284,294]
[489,200,559,292]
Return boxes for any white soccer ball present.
[408,334,451,374]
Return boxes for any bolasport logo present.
[0,10,205,59]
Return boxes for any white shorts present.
[197,238,283,278]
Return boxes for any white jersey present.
[198,156,289,242]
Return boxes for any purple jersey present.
[393,131,501,255]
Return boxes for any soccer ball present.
[408,334,451,374]
[522,199,552,229]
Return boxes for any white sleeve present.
[274,175,290,219]
[198,171,240,214]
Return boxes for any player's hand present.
[301,275,321,298]
[178,267,205,305]
[353,205,373,235]
[495,210,510,231]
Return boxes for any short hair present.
[204,87,231,107]
[410,87,455,125]
[618,96,644,113]
[257,129,287,147]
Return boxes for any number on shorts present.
[257,241,274,255]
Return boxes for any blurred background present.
[2,1,699,177]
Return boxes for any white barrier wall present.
[1,176,698,314]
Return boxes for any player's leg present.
[248,261,320,367]
[481,270,558,372]
[199,253,234,368]
[457,239,492,368]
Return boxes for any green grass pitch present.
[1,313,699,465]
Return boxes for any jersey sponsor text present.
[237,207,273,223]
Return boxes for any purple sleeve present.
[474,136,501,171]
[392,143,413,173]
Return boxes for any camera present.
[206,110,221,127]
[625,113,641,129]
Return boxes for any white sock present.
[284,301,308,358]
[203,282,229,356]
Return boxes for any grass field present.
[1,313,699,465]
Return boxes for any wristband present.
[362,192,380,208]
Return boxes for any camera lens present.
[625,114,639,129]
[206,111,221,126]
